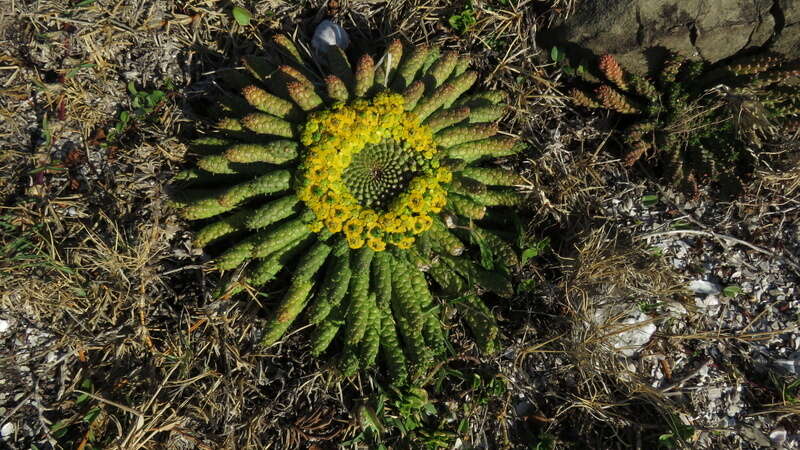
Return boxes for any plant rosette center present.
[297,92,452,251]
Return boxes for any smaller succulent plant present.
[571,52,800,193]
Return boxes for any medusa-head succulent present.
[571,52,800,194]
[174,35,525,383]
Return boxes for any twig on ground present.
[635,229,800,273]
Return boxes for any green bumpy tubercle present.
[446,193,487,220]
[456,294,499,354]
[193,209,250,248]
[245,195,300,230]
[446,136,519,162]
[390,257,432,366]
[310,304,344,356]
[241,84,299,119]
[260,280,315,346]
[251,214,313,258]
[392,44,430,91]
[379,304,408,384]
[434,123,498,148]
[343,247,376,345]
[223,141,298,164]
[460,167,524,186]
[306,240,352,324]
[357,294,381,367]
[218,170,292,207]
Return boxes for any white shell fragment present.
[612,311,657,357]
[311,20,349,56]
[772,353,800,375]
[770,428,787,446]
[1,422,14,439]
[688,279,722,295]
[593,306,657,357]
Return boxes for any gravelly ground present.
[598,181,800,448]
[1,1,799,449]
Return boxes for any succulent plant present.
[571,52,800,194]
[173,35,525,383]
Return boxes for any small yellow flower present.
[366,225,382,239]
[408,193,425,213]
[347,235,365,249]
[436,168,452,183]
[390,217,405,232]
[431,193,447,211]
[325,219,343,233]
[344,218,364,236]
[396,236,415,249]
[309,164,325,179]
[330,204,349,221]
[412,215,433,234]
[358,210,379,223]
[367,237,386,251]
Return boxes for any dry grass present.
[506,227,694,447]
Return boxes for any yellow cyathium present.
[298,92,451,251]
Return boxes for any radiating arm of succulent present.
[569,56,649,117]
[622,122,655,167]
[720,57,800,130]
[597,54,629,90]
[569,88,601,109]
[595,85,641,114]
[174,34,526,384]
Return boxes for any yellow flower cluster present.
[297,92,451,251]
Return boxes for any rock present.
[540,0,799,74]
[665,301,688,317]
[772,353,800,374]
[695,295,720,309]
[739,425,773,447]
[773,0,800,56]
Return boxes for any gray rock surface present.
[542,0,799,73]
[774,0,800,56]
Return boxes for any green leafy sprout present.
[107,80,174,143]
[448,2,477,34]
